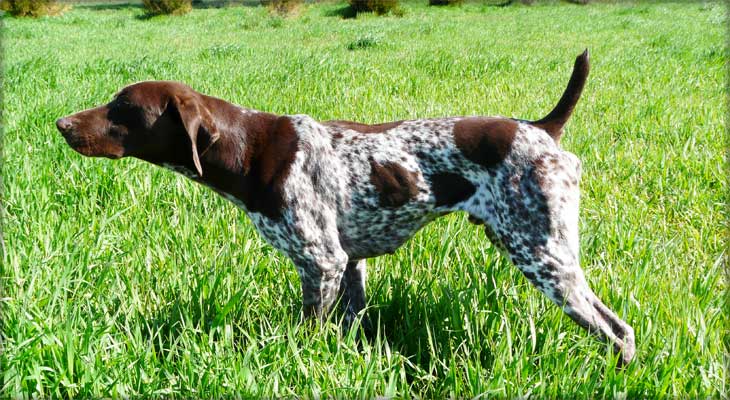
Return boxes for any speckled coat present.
[56,50,635,366]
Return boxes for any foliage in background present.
[0,0,62,17]
[265,0,303,16]
[348,0,400,15]
[142,0,192,15]
[429,0,463,6]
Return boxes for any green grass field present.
[1,0,726,397]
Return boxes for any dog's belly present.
[337,203,439,260]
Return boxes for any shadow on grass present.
[136,271,265,360]
[323,5,357,19]
[137,260,502,382]
[368,267,502,381]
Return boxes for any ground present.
[1,0,726,397]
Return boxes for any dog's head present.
[56,81,219,176]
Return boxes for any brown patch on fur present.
[369,160,419,207]
[324,120,403,133]
[231,114,299,220]
[430,172,476,207]
[453,117,517,168]
[259,117,299,187]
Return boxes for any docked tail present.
[531,49,590,143]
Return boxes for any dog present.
[56,50,635,365]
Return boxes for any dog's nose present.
[56,118,73,134]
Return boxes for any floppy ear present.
[171,94,220,176]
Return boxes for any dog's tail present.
[531,49,590,143]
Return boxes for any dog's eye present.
[108,103,143,129]
[109,125,128,137]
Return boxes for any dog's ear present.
[170,94,220,176]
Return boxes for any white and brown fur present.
[56,50,635,365]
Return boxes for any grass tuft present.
[347,34,382,50]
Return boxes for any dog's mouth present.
[61,133,89,153]
[62,133,123,159]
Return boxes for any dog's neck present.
[201,102,281,177]
[155,95,298,220]
[176,102,287,214]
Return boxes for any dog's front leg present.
[296,255,348,320]
[282,202,349,321]
[249,204,347,321]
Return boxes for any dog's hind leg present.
[473,151,635,365]
[512,242,636,366]
[338,259,371,333]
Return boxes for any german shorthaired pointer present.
[56,50,635,365]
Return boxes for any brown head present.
[56,81,220,176]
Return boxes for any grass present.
[1,0,726,397]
